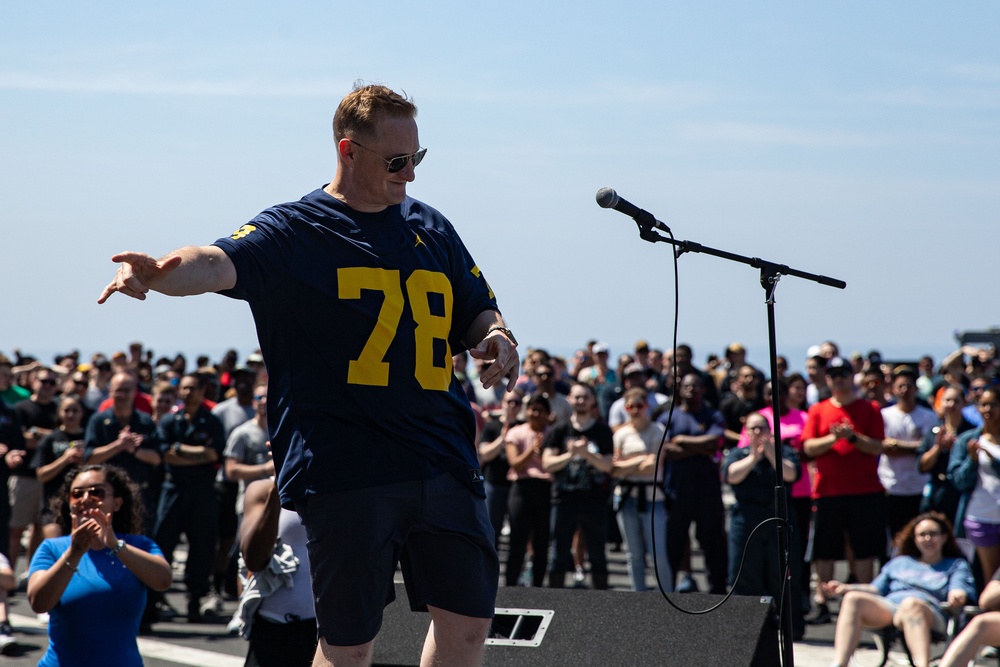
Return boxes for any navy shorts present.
[296,471,499,647]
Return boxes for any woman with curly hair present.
[27,464,172,666]
[822,512,975,667]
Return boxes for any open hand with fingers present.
[97,251,183,303]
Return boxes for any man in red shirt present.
[802,356,885,624]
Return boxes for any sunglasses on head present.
[349,140,427,173]
[70,486,110,501]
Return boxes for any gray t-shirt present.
[223,419,270,514]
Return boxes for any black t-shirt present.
[0,403,24,482]
[33,429,86,501]
[478,418,512,486]
[13,399,58,476]
[542,419,614,503]
[719,393,766,447]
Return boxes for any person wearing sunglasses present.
[723,412,802,636]
[802,355,887,626]
[9,367,60,583]
[97,82,519,667]
[27,464,172,667]
[223,383,273,524]
[612,387,671,592]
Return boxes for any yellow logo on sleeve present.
[470,265,495,299]
[230,224,257,240]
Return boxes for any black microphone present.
[595,187,671,234]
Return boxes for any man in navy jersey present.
[98,83,519,667]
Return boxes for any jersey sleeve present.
[213,209,295,303]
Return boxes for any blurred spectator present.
[83,360,113,412]
[917,384,975,523]
[154,373,226,623]
[723,412,802,636]
[477,390,522,549]
[673,345,718,409]
[658,373,727,594]
[33,396,87,539]
[608,363,668,432]
[577,342,615,392]
[879,366,938,539]
[612,387,671,592]
[11,366,60,576]
[805,353,829,407]
[802,356,886,624]
[916,355,940,401]
[504,393,553,587]
[0,399,25,559]
[533,362,571,426]
[949,386,1000,583]
[85,371,162,534]
[543,384,613,589]
[719,364,765,450]
[150,381,179,425]
[0,356,30,408]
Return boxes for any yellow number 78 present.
[337,267,454,391]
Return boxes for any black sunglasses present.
[350,140,427,173]
[70,485,110,501]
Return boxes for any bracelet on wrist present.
[111,538,126,556]
[64,560,77,573]
[485,325,518,347]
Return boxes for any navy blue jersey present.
[214,188,499,506]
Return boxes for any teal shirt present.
[0,385,29,407]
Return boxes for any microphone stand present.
[632,221,846,667]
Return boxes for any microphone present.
[595,187,671,234]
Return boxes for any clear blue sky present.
[2,2,997,371]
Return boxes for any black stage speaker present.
[373,584,779,666]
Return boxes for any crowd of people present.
[463,335,1000,658]
[0,341,1000,655]
[2,335,999,663]
[0,344,314,662]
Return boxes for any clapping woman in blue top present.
[28,464,172,667]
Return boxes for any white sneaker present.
[0,622,16,655]
[200,592,223,616]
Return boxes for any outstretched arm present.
[97,245,236,303]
